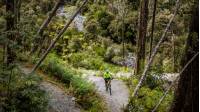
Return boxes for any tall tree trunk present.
[5,0,15,66]
[30,0,63,55]
[30,0,88,74]
[121,0,125,63]
[14,0,21,23]
[132,0,180,97]
[135,0,149,75]
[169,2,199,112]
[17,0,21,22]
[148,0,157,60]
[14,0,22,45]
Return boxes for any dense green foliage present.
[125,77,173,112]
[0,66,48,112]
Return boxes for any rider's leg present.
[108,79,112,95]
[104,78,108,91]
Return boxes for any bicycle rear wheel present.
[109,83,112,95]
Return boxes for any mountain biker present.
[103,70,112,91]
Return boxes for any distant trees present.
[135,0,149,75]
[116,0,129,60]
[169,2,199,111]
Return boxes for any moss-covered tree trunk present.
[136,0,149,75]
[169,2,199,112]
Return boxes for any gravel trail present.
[87,75,130,112]
[19,66,80,112]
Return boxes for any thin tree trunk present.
[132,0,180,97]
[14,0,22,45]
[6,0,15,65]
[14,0,21,23]
[30,0,88,74]
[30,0,63,55]
[37,36,47,56]
[169,3,199,111]
[135,0,149,75]
[148,0,157,60]
[3,45,6,67]
[172,33,175,72]
[122,12,125,62]
[17,0,21,22]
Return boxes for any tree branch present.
[30,0,88,74]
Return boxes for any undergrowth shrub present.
[67,52,87,68]
[0,66,48,112]
[127,87,173,112]
[70,76,104,110]
[144,74,164,89]
[126,78,173,112]
[40,54,73,87]
[93,45,106,56]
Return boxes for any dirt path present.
[78,68,130,112]
[19,65,81,112]
[88,76,129,112]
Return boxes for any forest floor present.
[80,69,130,112]
[19,65,81,112]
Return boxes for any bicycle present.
[105,78,112,95]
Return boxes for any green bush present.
[0,67,48,112]
[93,45,106,56]
[40,54,73,86]
[70,76,106,111]
[67,52,88,68]
[104,46,116,62]
[144,74,164,89]
[104,45,128,63]
[67,51,104,70]
[126,78,173,112]
[67,38,83,52]
[111,56,124,64]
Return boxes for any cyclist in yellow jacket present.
[103,70,112,91]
